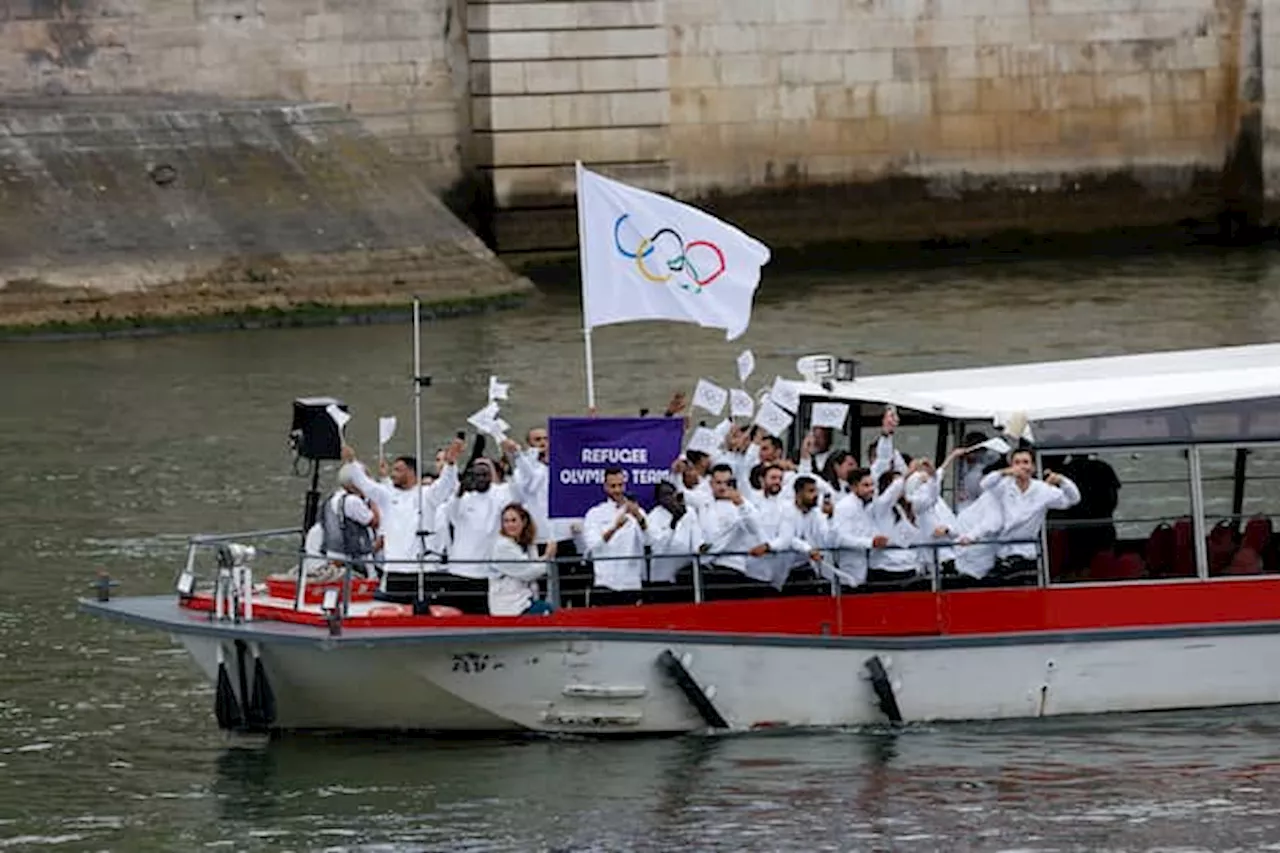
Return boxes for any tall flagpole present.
[576,160,596,410]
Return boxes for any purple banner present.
[548,417,685,518]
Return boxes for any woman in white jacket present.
[487,503,556,616]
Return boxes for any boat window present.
[1044,447,1194,584]
[1035,397,1280,449]
[857,421,940,471]
[1197,445,1280,576]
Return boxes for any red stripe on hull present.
[184,577,1280,638]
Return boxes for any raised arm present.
[1044,474,1082,510]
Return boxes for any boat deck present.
[79,579,1280,651]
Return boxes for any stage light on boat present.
[321,588,339,612]
[176,571,196,597]
[834,358,857,382]
[796,354,835,384]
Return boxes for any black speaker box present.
[291,397,347,460]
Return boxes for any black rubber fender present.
[864,655,903,724]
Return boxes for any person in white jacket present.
[750,475,830,589]
[487,503,555,616]
[645,482,705,585]
[979,446,1081,577]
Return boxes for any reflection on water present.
[6,250,1280,849]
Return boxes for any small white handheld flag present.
[692,378,728,416]
[488,376,509,403]
[326,403,351,434]
[730,389,755,419]
[736,349,755,383]
[378,416,397,447]
[811,402,849,430]
[754,399,794,438]
[577,164,771,340]
[685,427,722,456]
[977,436,1012,455]
[769,377,801,413]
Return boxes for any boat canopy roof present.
[784,343,1280,447]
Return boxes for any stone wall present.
[0,97,530,327]
[472,0,1270,254]
[0,0,469,193]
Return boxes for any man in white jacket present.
[442,458,514,580]
[582,467,649,603]
[750,475,830,589]
[979,445,1081,579]
[342,441,462,570]
[699,464,762,583]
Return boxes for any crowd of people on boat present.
[297,395,1087,617]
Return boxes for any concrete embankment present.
[0,96,530,331]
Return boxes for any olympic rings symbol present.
[613,214,726,293]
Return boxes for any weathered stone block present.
[887,116,941,153]
[718,55,779,87]
[774,0,833,24]
[633,56,670,89]
[780,53,844,85]
[1094,72,1153,106]
[844,50,895,84]
[1000,111,1058,147]
[551,27,666,59]
[874,80,933,117]
[934,78,981,113]
[577,0,663,29]
[835,117,890,152]
[1057,107,1120,145]
[669,55,717,88]
[1048,73,1096,109]
[815,83,876,119]
[472,31,553,62]
[1174,100,1219,138]
[468,2,576,32]
[708,23,759,55]
[939,112,1001,149]
[892,47,947,81]
[608,90,668,126]
[973,14,1034,46]
[474,94,549,131]
[524,59,581,93]
[977,76,1041,112]
[550,92,611,129]
[777,85,818,120]
[471,60,525,96]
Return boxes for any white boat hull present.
[176,625,1280,734]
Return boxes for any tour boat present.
[81,342,1280,735]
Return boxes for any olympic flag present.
[576,164,771,344]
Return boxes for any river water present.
[6,249,1280,851]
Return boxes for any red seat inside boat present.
[1144,523,1175,578]
[1047,528,1069,581]
[1086,550,1145,581]
[1207,520,1239,576]
[1225,515,1273,575]
[1172,518,1195,578]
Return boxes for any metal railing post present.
[692,553,705,604]
[547,553,563,609]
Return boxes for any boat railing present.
[176,529,1046,626]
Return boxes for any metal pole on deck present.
[412,298,427,571]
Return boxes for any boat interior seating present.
[1048,514,1277,583]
